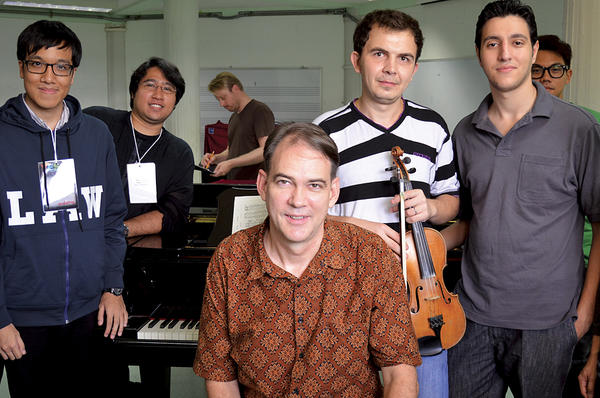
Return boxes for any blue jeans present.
[417,350,449,398]
[448,318,578,398]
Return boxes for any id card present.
[127,162,157,204]
[38,158,78,211]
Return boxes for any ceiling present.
[0,0,448,21]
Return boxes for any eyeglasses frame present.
[531,63,570,79]
[22,60,74,76]
[140,80,177,95]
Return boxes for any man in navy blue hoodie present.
[0,20,128,397]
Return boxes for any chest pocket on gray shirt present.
[517,153,568,205]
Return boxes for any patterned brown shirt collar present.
[248,218,345,281]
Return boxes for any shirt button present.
[299,352,304,358]
[293,388,299,394]
[298,317,303,324]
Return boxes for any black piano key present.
[148,318,159,328]
[180,319,190,329]
[159,319,170,328]
[167,319,178,329]
[187,320,196,329]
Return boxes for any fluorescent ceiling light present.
[2,1,112,13]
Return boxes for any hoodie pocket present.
[68,228,105,302]
[5,234,66,310]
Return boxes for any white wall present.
[125,15,344,114]
[0,13,344,112]
[401,0,564,61]
[0,0,568,130]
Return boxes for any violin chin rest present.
[418,336,443,356]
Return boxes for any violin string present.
[414,222,438,317]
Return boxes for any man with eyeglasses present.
[0,20,128,397]
[200,72,275,180]
[531,42,571,98]
[85,57,194,239]
[532,35,600,398]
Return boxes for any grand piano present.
[94,183,258,397]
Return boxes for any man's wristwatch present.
[103,288,123,296]
[123,223,129,238]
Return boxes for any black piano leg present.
[140,364,171,398]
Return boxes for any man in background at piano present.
[200,72,275,180]
[194,122,421,397]
[85,57,194,238]
[531,34,600,398]
[0,20,128,397]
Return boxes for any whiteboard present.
[404,57,490,132]
[199,68,321,125]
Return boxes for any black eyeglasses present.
[531,63,569,79]
[23,60,74,76]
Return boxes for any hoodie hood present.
[0,94,83,135]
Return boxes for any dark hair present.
[17,20,82,67]
[353,9,424,61]
[263,123,339,180]
[475,0,537,50]
[129,57,186,108]
[538,34,572,67]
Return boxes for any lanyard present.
[129,115,162,163]
[50,128,58,161]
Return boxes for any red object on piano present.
[204,121,228,155]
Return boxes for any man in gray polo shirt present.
[443,1,600,397]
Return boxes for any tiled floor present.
[0,366,207,398]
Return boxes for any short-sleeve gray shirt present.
[453,81,600,330]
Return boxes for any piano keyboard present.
[137,318,200,341]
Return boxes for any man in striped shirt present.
[314,9,459,398]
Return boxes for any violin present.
[391,146,465,353]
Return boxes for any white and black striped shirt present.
[314,99,459,230]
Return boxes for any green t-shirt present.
[580,106,598,265]
[581,106,600,122]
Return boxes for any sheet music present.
[231,196,268,234]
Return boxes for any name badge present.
[127,162,157,204]
[38,158,78,211]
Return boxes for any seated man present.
[194,122,421,397]
[85,57,194,238]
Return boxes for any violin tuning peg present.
[384,166,395,172]
[402,157,411,164]
[408,168,416,174]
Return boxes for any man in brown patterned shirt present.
[194,122,421,397]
